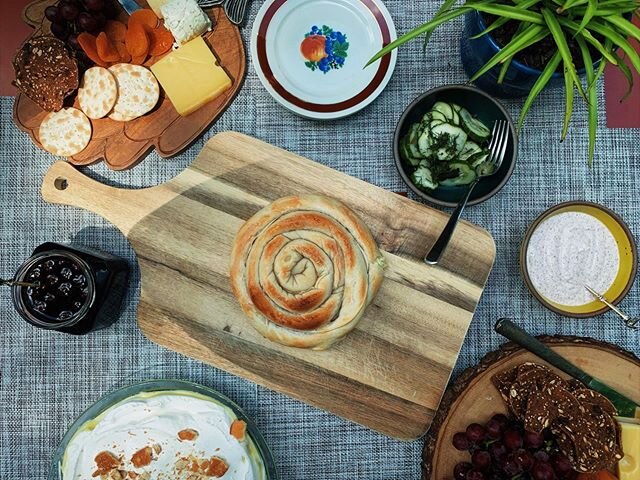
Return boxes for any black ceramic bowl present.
[394,85,518,207]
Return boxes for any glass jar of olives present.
[11,242,129,334]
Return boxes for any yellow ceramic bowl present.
[520,201,637,318]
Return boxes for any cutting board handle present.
[41,161,141,234]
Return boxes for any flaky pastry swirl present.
[230,195,385,350]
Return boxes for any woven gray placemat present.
[1,1,639,478]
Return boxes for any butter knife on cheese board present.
[495,318,640,419]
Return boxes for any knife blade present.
[495,318,640,419]
[116,0,141,15]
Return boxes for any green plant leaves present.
[588,19,640,74]
[467,3,544,23]
[541,8,586,98]
[574,0,598,35]
[561,65,575,140]
[605,14,640,43]
[366,6,472,66]
[470,24,549,82]
[557,17,618,64]
[576,36,598,165]
[518,51,563,131]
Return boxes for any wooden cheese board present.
[12,0,246,170]
[41,131,496,439]
[422,336,640,479]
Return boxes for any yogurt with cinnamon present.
[525,211,620,306]
[61,390,266,480]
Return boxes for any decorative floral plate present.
[250,0,397,120]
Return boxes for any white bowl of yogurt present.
[49,380,277,480]
[521,201,637,318]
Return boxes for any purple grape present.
[67,33,79,50]
[471,450,491,471]
[466,423,487,443]
[60,2,80,20]
[514,449,534,471]
[531,462,556,480]
[84,0,105,11]
[466,471,485,480]
[491,413,510,430]
[50,22,69,40]
[485,418,502,439]
[488,441,507,461]
[533,450,550,463]
[503,428,523,450]
[524,430,545,449]
[453,432,471,451]
[44,5,62,22]
[502,457,523,476]
[77,11,98,32]
[550,454,573,475]
[453,462,473,480]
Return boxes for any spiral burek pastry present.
[230,195,385,350]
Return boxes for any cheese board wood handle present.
[494,318,593,384]
[41,161,145,234]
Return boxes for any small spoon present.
[0,278,40,288]
[584,284,638,329]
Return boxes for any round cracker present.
[78,67,118,119]
[108,110,136,122]
[108,63,159,119]
[39,108,92,157]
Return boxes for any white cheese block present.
[147,0,169,17]
[161,0,212,46]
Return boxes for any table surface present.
[1,1,640,479]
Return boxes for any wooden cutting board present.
[422,337,640,478]
[41,132,496,439]
[13,0,245,170]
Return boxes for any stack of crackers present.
[38,63,159,157]
[492,363,623,473]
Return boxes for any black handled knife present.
[495,318,640,419]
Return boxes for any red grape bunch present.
[44,0,118,64]
[451,414,577,480]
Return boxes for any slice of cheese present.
[150,36,231,116]
[147,0,169,17]
[618,418,640,480]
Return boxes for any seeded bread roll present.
[230,195,385,350]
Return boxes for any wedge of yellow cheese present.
[150,36,232,116]
[147,0,169,17]
[618,418,640,480]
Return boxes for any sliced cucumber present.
[469,151,489,168]
[459,108,491,142]
[417,130,433,157]
[430,111,447,123]
[430,120,446,129]
[420,112,433,124]
[408,123,420,145]
[431,123,468,154]
[451,109,460,126]
[440,162,477,186]
[451,103,462,112]
[399,136,420,166]
[432,101,454,121]
[434,146,455,162]
[408,140,424,159]
[459,141,483,162]
[475,161,497,176]
[411,165,438,190]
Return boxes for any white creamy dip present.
[526,211,620,306]
[61,391,265,480]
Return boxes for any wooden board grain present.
[422,337,640,478]
[13,0,246,170]
[41,132,496,439]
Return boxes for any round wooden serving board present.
[12,0,246,170]
[422,336,640,479]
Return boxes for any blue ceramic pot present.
[460,11,564,98]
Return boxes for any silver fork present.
[424,120,510,265]
[224,0,251,25]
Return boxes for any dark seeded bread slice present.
[13,36,79,112]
